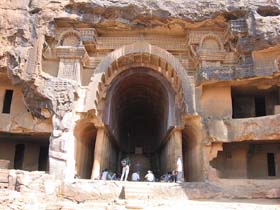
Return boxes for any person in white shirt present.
[131,171,140,181]
[176,157,183,182]
[120,157,130,181]
[145,170,155,182]
[101,169,108,180]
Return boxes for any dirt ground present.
[120,199,280,210]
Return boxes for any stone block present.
[0,160,10,169]
[274,105,280,114]
[266,188,280,198]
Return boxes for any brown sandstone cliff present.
[1,0,280,83]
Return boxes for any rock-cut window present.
[2,89,13,114]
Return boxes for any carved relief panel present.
[57,59,81,83]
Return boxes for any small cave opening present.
[257,6,280,17]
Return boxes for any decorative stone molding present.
[188,31,224,45]
[57,29,82,47]
[96,36,187,51]
[199,34,224,51]
[56,28,97,44]
[51,28,97,83]
[196,33,226,67]
[55,46,86,83]
[25,34,45,80]
[57,58,81,83]
[55,46,86,59]
[85,41,195,117]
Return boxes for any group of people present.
[100,156,183,182]
[100,169,117,180]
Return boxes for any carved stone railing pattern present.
[230,19,248,34]
[96,36,187,51]
[188,31,224,45]
[195,63,279,85]
[196,62,280,85]
[197,49,226,61]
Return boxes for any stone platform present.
[0,169,280,210]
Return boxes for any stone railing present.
[195,63,279,85]
[207,114,280,143]
[230,19,248,34]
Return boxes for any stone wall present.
[199,86,232,119]
[0,80,51,133]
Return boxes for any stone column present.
[56,47,86,84]
[161,128,184,181]
[46,78,78,181]
[49,112,75,181]
[172,128,184,181]
[91,127,106,179]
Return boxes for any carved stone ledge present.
[197,49,226,61]
[196,63,280,85]
[56,28,97,43]
[206,114,280,143]
[55,46,86,59]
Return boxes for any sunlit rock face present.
[0,0,279,198]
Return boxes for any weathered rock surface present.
[1,0,280,81]
[1,1,280,209]
[207,114,280,143]
[1,0,279,126]
[1,169,280,209]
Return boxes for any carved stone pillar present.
[161,128,184,181]
[91,127,107,179]
[49,112,76,180]
[45,78,78,180]
[57,58,81,83]
[172,128,184,181]
[56,47,86,84]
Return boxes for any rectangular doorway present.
[255,96,266,117]
[267,153,276,176]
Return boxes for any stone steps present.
[125,199,146,210]
[123,182,158,200]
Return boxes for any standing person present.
[145,170,155,182]
[171,170,177,182]
[101,169,108,180]
[176,156,183,183]
[120,157,130,181]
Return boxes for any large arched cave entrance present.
[102,67,181,179]
[81,43,200,181]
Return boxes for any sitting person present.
[131,171,140,181]
[107,171,117,180]
[145,170,155,182]
[161,171,172,182]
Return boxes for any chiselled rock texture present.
[0,0,280,205]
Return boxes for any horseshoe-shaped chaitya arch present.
[85,41,195,118]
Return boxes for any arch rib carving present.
[85,42,195,116]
